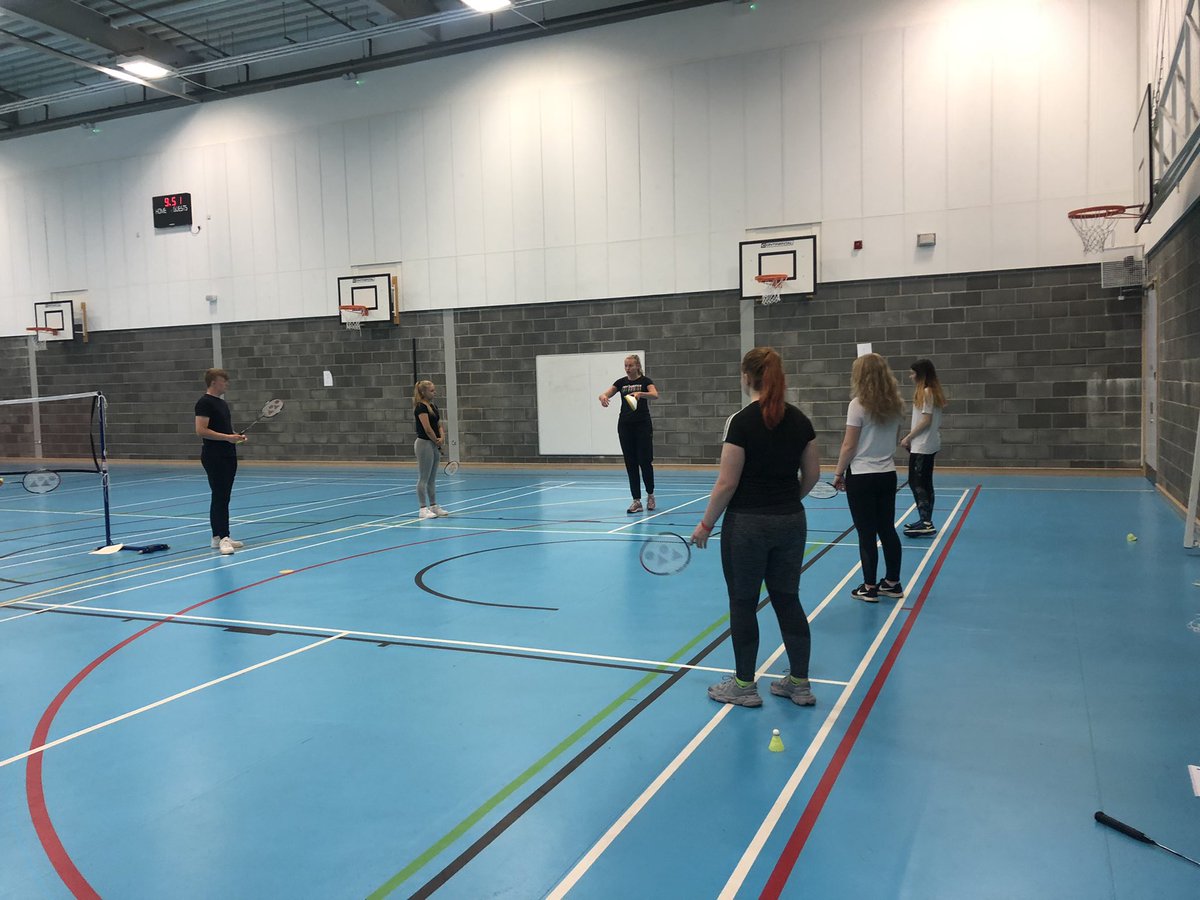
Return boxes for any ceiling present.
[0,0,725,141]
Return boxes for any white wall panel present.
[401,257,432,311]
[708,56,746,234]
[992,202,1040,269]
[819,218,863,283]
[423,108,457,260]
[904,210,947,274]
[744,50,784,228]
[0,184,14,301]
[709,229,741,289]
[903,23,947,213]
[1039,0,1089,199]
[395,110,429,263]
[860,215,906,278]
[41,176,69,291]
[992,44,1040,205]
[58,168,91,290]
[573,84,608,247]
[782,43,822,226]
[427,256,459,310]
[203,145,232,284]
[820,36,863,221]
[674,232,709,293]
[485,251,516,305]
[514,248,546,304]
[318,125,351,272]
[451,103,485,257]
[861,32,904,218]
[545,245,576,299]
[24,179,50,294]
[78,164,107,292]
[294,133,326,276]
[638,68,675,239]
[946,206,992,272]
[576,242,608,300]
[510,95,545,251]
[673,62,710,238]
[342,120,375,265]
[118,157,152,290]
[605,79,640,243]
[369,115,403,261]
[270,135,302,277]
[223,142,254,280]
[455,254,486,307]
[946,33,992,209]
[607,240,641,298]
[1088,0,1139,196]
[541,88,576,248]
[640,236,675,296]
[299,268,326,319]
[480,96,515,254]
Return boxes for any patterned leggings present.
[907,452,937,523]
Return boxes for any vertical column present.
[26,336,42,457]
[211,323,223,368]
[442,308,459,464]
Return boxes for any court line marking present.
[0,632,347,770]
[546,490,963,898]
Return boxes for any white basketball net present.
[342,308,365,331]
[758,277,786,306]
[1069,215,1120,254]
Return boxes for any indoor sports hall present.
[1,2,1198,899]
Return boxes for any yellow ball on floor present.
[1126,533,1137,542]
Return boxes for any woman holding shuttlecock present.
[598,354,659,514]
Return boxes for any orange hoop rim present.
[755,273,789,286]
[26,326,61,334]
[338,304,369,315]
[1067,205,1140,220]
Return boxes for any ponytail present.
[742,347,786,429]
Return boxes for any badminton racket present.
[640,529,721,576]
[240,398,284,434]
[1094,811,1200,868]
[806,481,838,500]
[444,458,460,475]
[23,470,62,494]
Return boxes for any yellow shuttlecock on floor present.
[1126,533,1137,543]
[769,728,784,752]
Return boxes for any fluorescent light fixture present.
[463,0,512,11]
[118,59,171,79]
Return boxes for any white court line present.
[547,489,965,899]
[0,631,347,770]
[606,495,708,534]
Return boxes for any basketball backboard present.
[738,235,817,300]
[1133,83,1154,231]
[336,273,393,325]
[32,300,75,341]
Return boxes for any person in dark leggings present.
[832,353,904,603]
[691,347,822,708]
[194,368,247,555]
[598,354,659,513]
[900,358,946,537]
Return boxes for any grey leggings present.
[414,437,439,507]
[719,509,811,683]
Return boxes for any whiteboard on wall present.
[536,351,645,455]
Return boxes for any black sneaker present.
[851,583,879,602]
[904,521,937,537]
[878,580,905,598]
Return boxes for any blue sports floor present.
[1,464,1198,898]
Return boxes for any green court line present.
[367,613,731,898]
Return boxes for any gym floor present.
[1,464,1197,898]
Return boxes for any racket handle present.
[1095,811,1153,844]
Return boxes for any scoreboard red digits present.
[152,193,192,228]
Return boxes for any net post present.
[1186,408,1200,549]
[97,392,114,547]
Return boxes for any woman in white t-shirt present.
[900,358,946,537]
[832,353,904,603]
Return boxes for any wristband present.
[698,521,713,532]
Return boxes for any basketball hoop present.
[1067,205,1141,254]
[755,274,788,306]
[26,326,60,350]
[339,304,368,332]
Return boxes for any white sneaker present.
[430,505,449,517]
[218,537,236,555]
[418,507,437,520]
[211,537,244,549]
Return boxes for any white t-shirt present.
[846,397,900,474]
[909,399,942,454]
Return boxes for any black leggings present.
[844,469,902,586]
[617,422,654,499]
[201,454,238,538]
[719,509,811,682]
[907,452,936,523]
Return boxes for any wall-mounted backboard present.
[32,300,75,342]
[336,273,394,325]
[739,235,817,300]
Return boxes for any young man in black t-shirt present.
[194,368,247,555]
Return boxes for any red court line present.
[760,485,981,899]
[24,526,515,898]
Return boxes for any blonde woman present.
[900,358,947,537]
[598,354,659,513]
[832,353,904,602]
[413,381,448,519]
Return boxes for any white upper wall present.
[0,0,1144,335]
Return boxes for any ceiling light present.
[463,0,512,11]
[118,59,172,80]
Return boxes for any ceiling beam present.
[0,0,199,67]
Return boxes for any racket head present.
[444,460,460,475]
[639,531,693,576]
[23,470,61,494]
[260,398,285,418]
[807,481,838,500]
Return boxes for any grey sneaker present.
[708,676,762,707]
[770,672,816,706]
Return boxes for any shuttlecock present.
[624,394,638,410]
[1126,533,1137,543]
[0,476,5,486]
[768,728,784,752]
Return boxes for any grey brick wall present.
[1147,199,1200,511]
[1,262,1143,469]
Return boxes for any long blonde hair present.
[910,358,947,409]
[624,354,643,378]
[412,380,435,410]
[851,353,903,420]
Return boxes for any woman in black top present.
[598,354,659,513]
[692,348,821,708]
[193,368,248,554]
[413,380,448,519]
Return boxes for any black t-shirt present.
[724,401,816,514]
[414,402,441,440]
[195,393,236,458]
[612,376,654,426]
